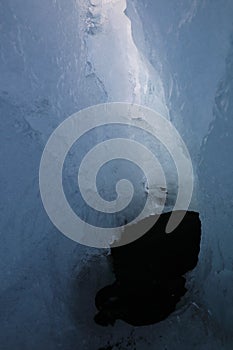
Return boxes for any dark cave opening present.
[94,211,201,327]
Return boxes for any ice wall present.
[130,0,233,336]
[0,1,106,349]
[1,0,233,348]
[198,39,233,332]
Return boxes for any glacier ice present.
[1,0,233,349]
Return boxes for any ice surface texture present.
[1,0,233,349]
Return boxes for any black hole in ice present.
[94,210,201,327]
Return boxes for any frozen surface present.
[197,37,233,333]
[1,0,233,349]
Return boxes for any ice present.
[1,0,233,348]
[197,41,233,333]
